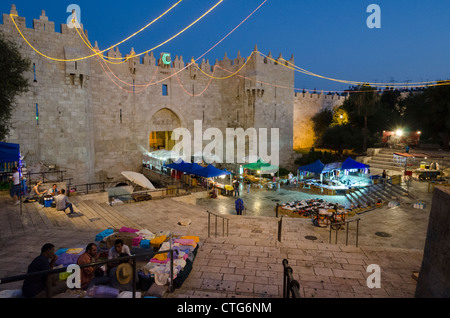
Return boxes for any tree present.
[311,108,333,147]
[0,31,30,141]
[342,85,380,152]
[321,124,361,157]
[399,82,450,148]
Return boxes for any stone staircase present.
[366,149,405,172]
[366,148,450,173]
[166,213,422,298]
[344,182,411,208]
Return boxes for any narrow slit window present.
[33,63,37,82]
[162,84,168,96]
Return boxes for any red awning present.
[394,152,443,158]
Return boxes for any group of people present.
[22,239,136,298]
[8,168,75,215]
[24,180,75,215]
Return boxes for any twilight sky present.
[1,0,449,92]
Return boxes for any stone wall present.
[293,92,347,150]
[415,186,450,297]
[1,5,338,183]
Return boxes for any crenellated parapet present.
[294,90,349,101]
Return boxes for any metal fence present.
[282,259,300,298]
[329,218,361,247]
[207,211,229,238]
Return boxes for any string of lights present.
[73,0,225,65]
[16,0,444,93]
[259,51,448,88]
[9,0,223,64]
[8,0,183,62]
[75,0,268,90]
[173,65,216,97]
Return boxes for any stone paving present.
[0,177,434,298]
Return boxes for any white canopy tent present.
[121,171,156,191]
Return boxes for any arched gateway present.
[148,108,182,151]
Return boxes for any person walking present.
[245,177,251,194]
[233,178,240,197]
[235,197,244,215]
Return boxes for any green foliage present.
[399,83,450,147]
[0,31,31,141]
[294,148,342,166]
[311,108,333,146]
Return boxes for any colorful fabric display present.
[150,235,166,246]
[86,285,119,298]
[55,248,68,256]
[138,229,155,240]
[180,236,199,243]
[119,227,139,233]
[173,239,196,247]
[132,235,142,246]
[95,228,114,241]
[55,253,80,266]
[140,239,150,248]
[153,253,168,262]
[66,248,84,254]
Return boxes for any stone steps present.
[167,232,421,298]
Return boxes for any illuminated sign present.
[162,53,171,65]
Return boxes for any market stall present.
[0,142,26,193]
[393,152,445,181]
[242,158,279,190]
[164,161,232,195]
[52,227,200,298]
[297,157,371,195]
[142,150,179,172]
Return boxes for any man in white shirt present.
[54,189,75,215]
[107,239,131,273]
[10,167,22,205]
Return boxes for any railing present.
[282,259,300,298]
[110,186,192,204]
[329,218,361,247]
[0,170,67,184]
[0,248,175,298]
[69,181,123,196]
[207,211,229,238]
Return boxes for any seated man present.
[77,243,110,290]
[107,239,131,272]
[47,184,59,196]
[22,243,67,298]
[54,189,75,215]
[28,181,46,205]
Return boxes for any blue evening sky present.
[1,0,449,92]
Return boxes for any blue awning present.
[341,157,370,170]
[322,161,343,173]
[297,159,325,174]
[0,142,20,163]
[193,164,231,178]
